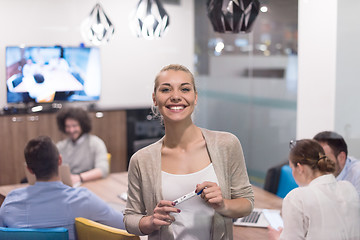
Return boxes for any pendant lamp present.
[130,0,170,40]
[207,0,260,33]
[81,3,115,45]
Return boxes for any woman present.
[268,139,360,240]
[124,64,254,240]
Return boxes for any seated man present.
[314,131,360,197]
[0,136,124,240]
[56,107,108,185]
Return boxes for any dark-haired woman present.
[268,139,360,240]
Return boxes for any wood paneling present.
[0,115,28,185]
[0,110,127,185]
[89,110,127,173]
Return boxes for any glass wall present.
[193,0,298,186]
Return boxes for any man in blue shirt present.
[314,131,360,197]
[0,136,125,240]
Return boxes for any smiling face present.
[153,70,197,124]
[65,118,82,141]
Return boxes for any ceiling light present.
[81,3,115,45]
[207,0,260,33]
[215,42,225,53]
[129,0,170,40]
[260,6,268,13]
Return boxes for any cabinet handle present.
[12,117,23,122]
[27,116,39,122]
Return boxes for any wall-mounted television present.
[6,46,101,104]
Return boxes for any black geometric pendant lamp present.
[130,0,170,39]
[207,0,260,33]
[81,3,115,45]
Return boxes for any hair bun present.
[317,156,335,173]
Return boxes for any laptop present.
[24,163,74,187]
[233,208,283,229]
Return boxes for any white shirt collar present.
[309,174,336,186]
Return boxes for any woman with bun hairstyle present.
[268,139,360,240]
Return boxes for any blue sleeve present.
[0,205,4,227]
[0,195,11,227]
[76,189,125,229]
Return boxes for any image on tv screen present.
[6,46,101,104]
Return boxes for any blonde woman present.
[124,64,254,240]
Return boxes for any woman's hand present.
[152,200,180,227]
[267,226,282,240]
[196,182,224,210]
[196,181,253,218]
[139,200,180,234]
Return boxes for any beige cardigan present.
[124,128,254,240]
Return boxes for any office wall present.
[335,0,360,156]
[297,0,360,158]
[297,0,337,136]
[0,0,194,109]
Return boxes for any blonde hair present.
[153,64,196,94]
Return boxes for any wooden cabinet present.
[0,115,28,185]
[89,110,127,173]
[0,114,61,185]
[0,110,127,186]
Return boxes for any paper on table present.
[107,202,126,213]
[262,209,284,230]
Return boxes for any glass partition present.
[193,0,298,186]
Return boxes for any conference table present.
[0,172,283,240]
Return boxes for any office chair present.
[0,227,69,240]
[75,217,140,240]
[264,162,298,198]
[276,164,298,198]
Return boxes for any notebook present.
[233,208,283,229]
[24,163,74,187]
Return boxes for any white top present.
[280,174,360,240]
[162,163,219,240]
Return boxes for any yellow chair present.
[75,217,139,240]
[107,153,112,169]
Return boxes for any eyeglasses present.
[289,140,324,163]
[289,140,297,149]
[289,140,307,164]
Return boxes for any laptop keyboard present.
[240,210,261,223]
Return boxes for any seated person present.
[268,139,360,240]
[56,107,108,185]
[0,136,125,240]
[314,131,360,197]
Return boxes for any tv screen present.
[6,46,101,104]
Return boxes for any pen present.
[173,189,204,206]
